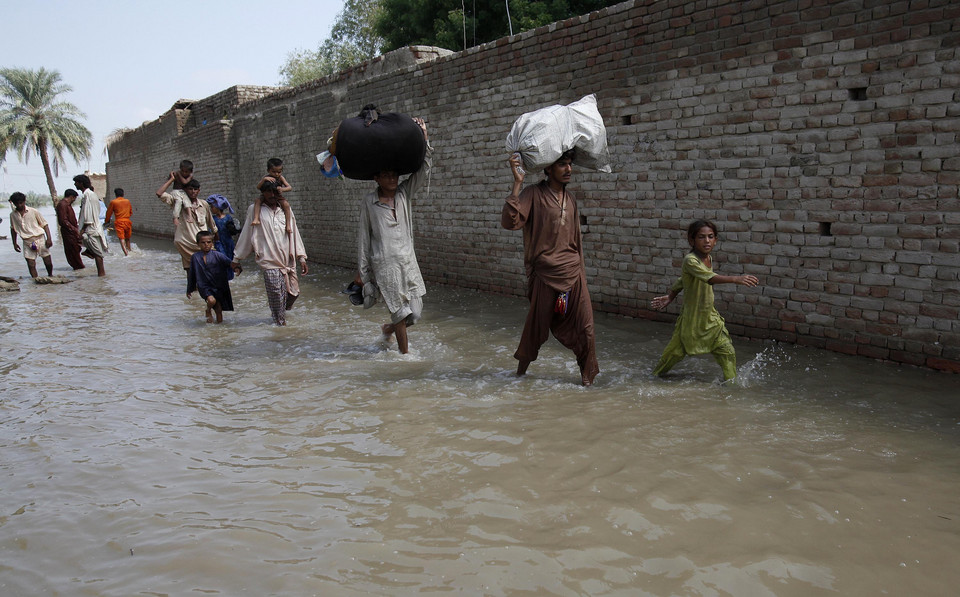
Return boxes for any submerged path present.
[1,217,959,596]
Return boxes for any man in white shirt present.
[8,192,54,278]
[73,174,108,276]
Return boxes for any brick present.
[104,3,960,374]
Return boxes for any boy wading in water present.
[651,220,759,381]
[187,230,234,324]
[357,117,430,354]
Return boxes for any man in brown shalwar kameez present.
[55,189,85,270]
[501,150,600,386]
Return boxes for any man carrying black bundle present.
[357,117,431,354]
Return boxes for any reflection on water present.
[1,209,959,596]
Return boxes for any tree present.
[0,67,92,206]
[375,0,622,52]
[280,0,386,86]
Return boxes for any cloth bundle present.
[505,94,611,173]
[332,110,427,180]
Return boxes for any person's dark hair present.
[64,189,78,198]
[196,230,214,243]
[73,174,91,188]
[9,192,26,204]
[260,180,278,194]
[687,219,718,241]
[543,149,576,178]
[185,179,201,189]
[114,188,124,197]
[179,160,194,172]
[267,157,283,170]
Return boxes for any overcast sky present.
[1,0,339,196]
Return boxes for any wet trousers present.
[515,272,599,384]
[653,333,737,381]
[60,228,85,270]
[262,269,297,325]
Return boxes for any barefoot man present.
[232,180,308,326]
[501,150,600,386]
[357,117,431,354]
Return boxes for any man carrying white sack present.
[501,94,608,386]
[501,150,600,386]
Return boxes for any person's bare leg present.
[394,320,409,354]
[120,238,130,256]
[214,304,223,324]
[26,258,38,278]
[517,359,530,376]
[42,256,53,276]
[206,296,217,323]
[381,323,395,343]
[94,256,105,277]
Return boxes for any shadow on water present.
[1,206,959,596]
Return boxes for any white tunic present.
[357,145,431,315]
[233,203,307,295]
[78,189,108,253]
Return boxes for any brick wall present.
[107,0,960,372]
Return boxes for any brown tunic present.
[501,181,599,384]
[55,200,85,270]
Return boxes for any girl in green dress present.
[651,220,759,380]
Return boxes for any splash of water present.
[733,342,793,387]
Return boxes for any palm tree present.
[0,67,92,206]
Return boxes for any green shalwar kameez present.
[653,253,738,380]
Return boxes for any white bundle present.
[505,94,611,173]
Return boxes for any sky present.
[1,0,340,196]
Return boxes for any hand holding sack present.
[505,94,611,173]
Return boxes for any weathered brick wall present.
[108,0,960,371]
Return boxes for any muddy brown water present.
[1,206,959,596]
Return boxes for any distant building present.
[86,171,107,200]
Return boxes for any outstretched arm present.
[651,277,684,310]
[709,274,759,287]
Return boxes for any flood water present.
[2,207,959,596]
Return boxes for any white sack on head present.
[505,94,611,173]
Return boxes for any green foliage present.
[0,66,92,201]
[22,191,52,207]
[375,0,621,52]
[279,0,386,86]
